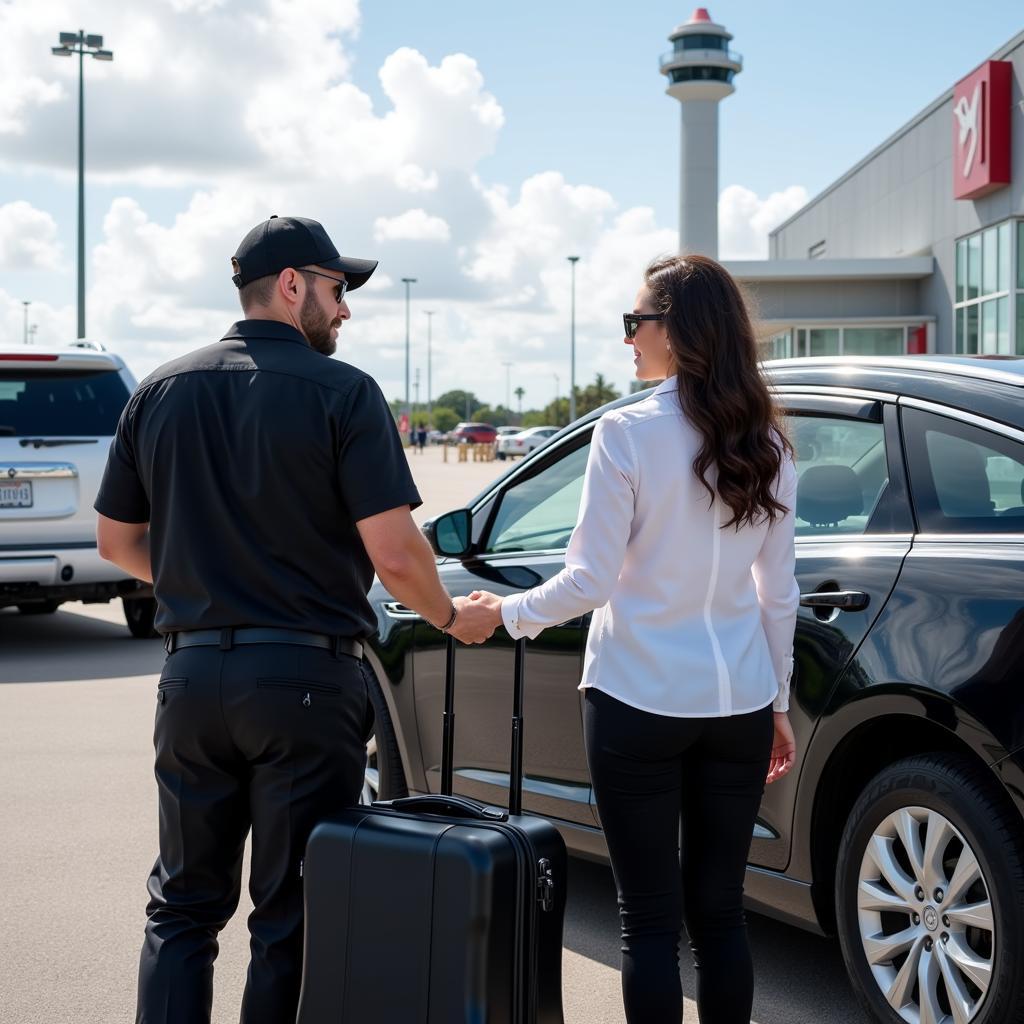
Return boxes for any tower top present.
[689,8,712,23]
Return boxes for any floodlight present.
[51,46,73,56]
[59,32,78,45]
[85,34,103,48]
[93,50,113,61]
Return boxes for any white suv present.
[0,343,156,637]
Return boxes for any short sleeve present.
[94,394,151,524]
[337,377,422,521]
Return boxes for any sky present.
[1,0,1022,409]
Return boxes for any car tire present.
[122,596,159,639]
[497,452,506,460]
[16,600,60,615]
[360,663,408,804]
[836,754,1024,1024]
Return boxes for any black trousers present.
[136,642,373,1024]
[584,687,773,1024]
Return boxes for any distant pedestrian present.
[468,254,799,1024]
[417,426,427,453]
[94,215,496,1024]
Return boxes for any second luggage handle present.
[441,633,527,817]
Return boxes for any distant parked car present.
[426,429,447,446]
[0,342,157,637]
[496,426,559,460]
[452,422,497,444]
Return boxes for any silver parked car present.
[0,342,156,636]
[495,425,559,460]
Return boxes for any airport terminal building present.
[725,28,1024,360]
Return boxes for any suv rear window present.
[0,370,131,437]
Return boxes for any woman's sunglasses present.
[623,313,664,340]
[302,269,349,304]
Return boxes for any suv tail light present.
[0,354,59,361]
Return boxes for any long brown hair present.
[644,254,794,529]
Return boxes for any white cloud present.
[0,201,62,271]
[719,184,809,259]
[374,209,451,243]
[0,1,796,405]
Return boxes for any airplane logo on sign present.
[953,83,980,178]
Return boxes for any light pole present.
[552,373,561,425]
[401,277,417,420]
[567,255,580,423]
[414,368,421,420]
[424,310,435,421]
[28,324,38,344]
[501,361,512,413]
[22,301,30,345]
[52,30,113,340]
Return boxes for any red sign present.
[952,60,1012,200]
[398,413,409,435]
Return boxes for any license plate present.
[0,481,32,508]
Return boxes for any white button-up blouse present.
[500,377,799,717]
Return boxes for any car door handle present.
[382,602,422,620]
[799,590,870,611]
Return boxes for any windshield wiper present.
[18,438,99,449]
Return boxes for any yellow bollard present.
[458,444,468,463]
[443,442,448,463]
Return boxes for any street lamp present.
[567,255,580,423]
[401,277,417,419]
[22,301,30,345]
[424,310,435,420]
[552,373,561,425]
[52,30,114,340]
[502,361,512,412]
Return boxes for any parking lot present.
[0,446,867,1023]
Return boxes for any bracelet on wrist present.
[439,601,458,633]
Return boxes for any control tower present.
[659,9,742,258]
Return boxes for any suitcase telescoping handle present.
[441,633,527,816]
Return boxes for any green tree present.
[435,390,483,420]
[514,386,525,415]
[430,406,459,432]
[576,373,621,416]
[474,404,515,427]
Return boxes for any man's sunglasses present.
[623,313,664,340]
[302,269,348,304]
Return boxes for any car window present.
[786,414,889,536]
[0,370,130,437]
[902,408,1024,533]
[484,440,590,553]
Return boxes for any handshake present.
[446,590,503,645]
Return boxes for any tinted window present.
[0,370,130,437]
[903,408,1024,533]
[485,440,590,553]
[787,415,888,536]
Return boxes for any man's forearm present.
[373,533,453,629]
[103,534,154,584]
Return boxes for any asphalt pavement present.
[0,447,869,1022]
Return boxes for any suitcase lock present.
[536,858,555,912]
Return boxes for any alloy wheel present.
[857,805,994,1024]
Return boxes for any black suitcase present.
[296,636,567,1023]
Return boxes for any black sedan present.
[361,356,1024,1024]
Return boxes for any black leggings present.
[584,687,773,1024]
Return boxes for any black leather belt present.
[164,627,363,660]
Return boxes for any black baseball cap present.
[231,215,378,291]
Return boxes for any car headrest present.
[928,438,993,517]
[796,465,864,528]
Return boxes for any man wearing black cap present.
[95,216,497,1024]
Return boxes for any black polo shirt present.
[95,320,421,638]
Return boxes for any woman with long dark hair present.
[469,254,799,1023]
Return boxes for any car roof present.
[0,343,126,372]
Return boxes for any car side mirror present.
[423,509,473,558]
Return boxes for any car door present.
[410,429,596,825]
[748,393,915,870]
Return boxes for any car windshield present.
[0,369,130,437]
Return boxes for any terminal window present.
[955,220,1020,355]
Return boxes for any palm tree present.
[514,386,525,417]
